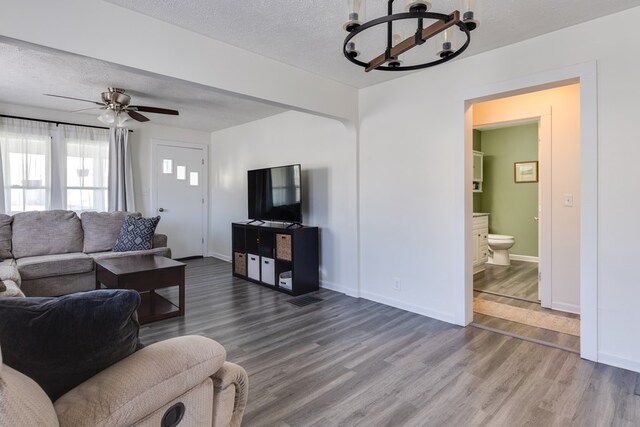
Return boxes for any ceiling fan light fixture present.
[97,109,116,125]
[116,111,131,128]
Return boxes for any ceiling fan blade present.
[127,110,150,122]
[129,105,179,116]
[44,94,104,106]
[70,107,105,113]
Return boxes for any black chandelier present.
[343,0,479,72]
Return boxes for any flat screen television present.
[247,164,302,223]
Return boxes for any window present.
[65,138,109,212]
[0,121,52,213]
[0,118,110,214]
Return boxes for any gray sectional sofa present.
[0,210,170,297]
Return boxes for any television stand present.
[285,222,302,229]
[232,222,319,296]
[246,219,265,225]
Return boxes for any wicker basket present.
[234,252,246,275]
[276,234,292,261]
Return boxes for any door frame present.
[473,111,552,309]
[151,138,209,257]
[461,61,598,361]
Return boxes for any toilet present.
[487,234,515,266]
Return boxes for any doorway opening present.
[468,84,581,353]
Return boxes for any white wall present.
[473,85,581,313]
[359,7,640,371]
[0,102,210,217]
[209,111,358,295]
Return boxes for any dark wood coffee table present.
[95,255,186,324]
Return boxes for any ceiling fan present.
[44,87,179,127]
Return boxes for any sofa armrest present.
[152,233,168,248]
[211,362,249,427]
[54,336,226,427]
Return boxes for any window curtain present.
[57,125,109,212]
[108,127,135,212]
[0,117,53,214]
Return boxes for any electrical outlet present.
[393,278,401,291]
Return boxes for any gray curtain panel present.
[108,127,135,212]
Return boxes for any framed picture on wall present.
[514,161,538,183]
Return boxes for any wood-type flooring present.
[473,261,581,353]
[142,258,639,426]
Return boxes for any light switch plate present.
[564,194,574,207]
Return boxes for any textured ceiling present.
[0,39,287,132]
[105,0,640,88]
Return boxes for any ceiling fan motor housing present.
[101,88,131,108]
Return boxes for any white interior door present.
[152,140,207,259]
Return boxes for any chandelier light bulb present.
[344,0,366,31]
[346,37,360,58]
[405,0,431,13]
[388,32,404,67]
[437,27,455,58]
[462,0,479,31]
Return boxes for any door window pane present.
[189,172,199,186]
[176,165,186,180]
[163,159,172,174]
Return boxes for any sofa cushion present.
[113,216,160,252]
[16,253,94,280]
[89,246,171,261]
[0,214,13,259]
[0,289,141,401]
[81,211,141,254]
[12,210,83,259]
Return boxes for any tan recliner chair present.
[0,335,248,426]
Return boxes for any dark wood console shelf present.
[232,222,319,296]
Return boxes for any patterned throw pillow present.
[112,215,160,252]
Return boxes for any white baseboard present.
[208,252,231,263]
[551,301,580,314]
[359,290,456,324]
[510,254,539,263]
[598,352,640,374]
[320,280,358,297]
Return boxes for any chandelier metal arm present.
[366,10,460,72]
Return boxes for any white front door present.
[152,140,207,259]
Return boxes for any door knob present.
[534,216,539,221]
[159,208,165,212]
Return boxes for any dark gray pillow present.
[112,215,160,252]
[0,289,141,401]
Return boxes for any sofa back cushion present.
[12,210,83,259]
[0,214,13,259]
[81,211,141,253]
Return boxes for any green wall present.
[476,124,539,257]
[473,130,482,212]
